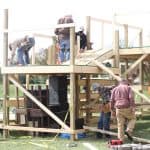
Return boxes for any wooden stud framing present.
[2,10,150,142]
[113,30,120,68]
[123,54,148,76]
[124,24,128,48]
[139,30,144,117]
[70,27,76,140]
[86,16,91,49]
[8,75,70,130]
[2,9,9,138]
[85,74,91,124]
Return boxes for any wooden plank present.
[8,75,70,130]
[93,60,121,81]
[0,125,85,134]
[84,126,150,144]
[1,65,119,74]
[70,27,76,140]
[113,30,120,68]
[123,54,148,76]
[85,75,91,123]
[86,16,91,49]
[33,33,53,39]
[3,23,75,33]
[131,88,150,103]
[75,75,80,118]
[93,60,150,103]
[100,22,104,49]
[2,9,9,138]
[90,17,142,30]
[139,30,144,117]
[124,24,128,48]
[119,47,150,55]
[79,93,99,99]
[1,66,72,74]
[78,79,115,86]
[8,99,25,107]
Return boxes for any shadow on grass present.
[134,117,150,139]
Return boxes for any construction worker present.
[9,35,35,65]
[110,79,136,141]
[54,15,74,63]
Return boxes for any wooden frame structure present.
[1,9,150,141]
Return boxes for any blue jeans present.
[17,47,29,65]
[59,39,70,62]
[98,112,111,131]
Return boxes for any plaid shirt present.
[98,86,114,103]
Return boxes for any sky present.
[1,0,150,64]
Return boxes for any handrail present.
[91,17,142,30]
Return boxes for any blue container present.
[60,133,86,139]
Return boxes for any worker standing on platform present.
[54,15,74,63]
[110,79,136,141]
[76,26,87,53]
[9,35,35,65]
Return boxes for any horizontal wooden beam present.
[119,47,150,55]
[8,99,25,107]
[33,33,53,39]
[84,126,150,144]
[78,79,115,86]
[1,65,120,74]
[79,93,99,99]
[91,17,142,30]
[3,23,75,33]
[0,125,85,134]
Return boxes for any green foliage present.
[35,48,48,65]
[0,68,2,84]
[30,75,47,84]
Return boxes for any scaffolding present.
[1,9,150,141]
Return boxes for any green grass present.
[0,133,109,150]
[0,116,149,150]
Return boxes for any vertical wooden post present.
[113,30,120,68]
[77,35,80,56]
[2,9,9,138]
[85,16,91,124]
[48,36,56,65]
[75,75,79,119]
[139,29,143,47]
[139,29,143,118]
[124,59,129,79]
[31,46,35,65]
[101,22,104,49]
[124,24,128,79]
[85,74,91,124]
[112,13,117,67]
[70,27,76,140]
[15,74,20,124]
[124,24,128,48]
[86,16,91,49]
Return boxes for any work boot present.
[96,132,103,139]
[125,130,133,141]
[105,134,111,139]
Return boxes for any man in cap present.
[110,79,136,141]
[92,83,114,139]
[54,15,74,63]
